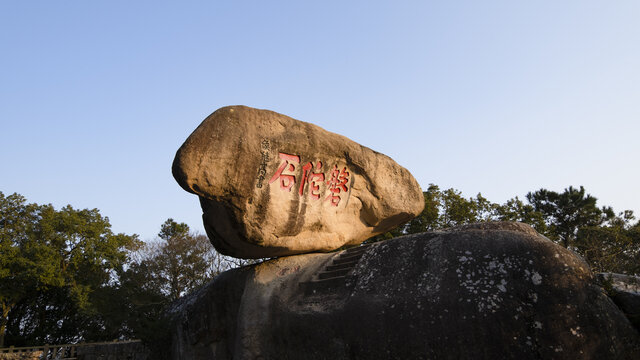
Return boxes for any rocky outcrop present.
[168,222,640,359]
[172,105,424,258]
[598,272,640,331]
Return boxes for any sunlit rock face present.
[167,222,640,360]
[172,105,424,259]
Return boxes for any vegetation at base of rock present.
[1,184,639,347]
[0,192,247,348]
[0,192,140,347]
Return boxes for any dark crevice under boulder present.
[167,222,640,359]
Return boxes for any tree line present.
[373,184,640,276]
[0,192,249,348]
[1,185,639,347]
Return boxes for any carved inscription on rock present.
[263,151,351,207]
[256,139,271,188]
[173,105,425,258]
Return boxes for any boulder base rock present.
[597,273,640,331]
[172,105,424,258]
[168,222,640,359]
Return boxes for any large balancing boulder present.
[172,105,424,258]
[167,222,640,359]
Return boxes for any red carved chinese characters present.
[299,161,325,200]
[266,152,350,206]
[268,153,300,192]
[325,165,350,206]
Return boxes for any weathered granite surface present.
[172,105,424,258]
[597,272,640,331]
[167,222,640,359]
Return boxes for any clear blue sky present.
[2,1,639,241]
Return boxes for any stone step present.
[340,249,367,258]
[345,242,374,252]
[298,244,375,297]
[296,293,344,306]
[318,267,352,279]
[341,246,367,256]
[312,275,347,285]
[333,254,364,265]
[326,262,357,272]
[300,276,346,295]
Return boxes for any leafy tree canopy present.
[373,185,639,276]
[0,192,140,346]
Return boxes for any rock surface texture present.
[597,272,640,331]
[172,105,424,258]
[167,222,640,359]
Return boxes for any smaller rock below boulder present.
[168,222,640,360]
[598,272,640,331]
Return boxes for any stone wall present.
[76,341,149,360]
